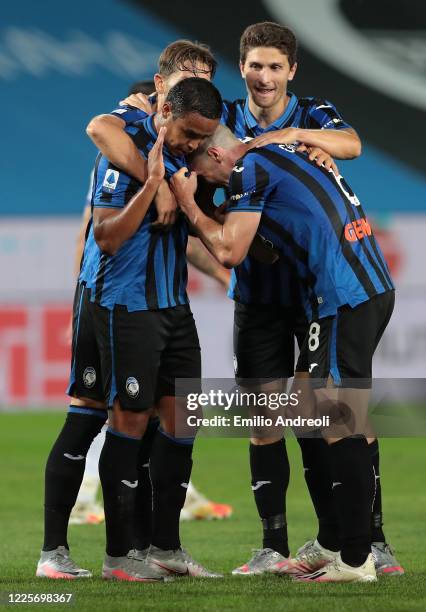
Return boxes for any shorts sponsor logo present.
[344,217,372,242]
[309,363,319,373]
[126,376,140,398]
[83,367,96,388]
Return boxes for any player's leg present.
[231,303,293,575]
[297,292,395,582]
[288,312,340,572]
[98,304,168,582]
[146,305,221,578]
[367,291,403,575]
[37,284,107,579]
[130,415,160,558]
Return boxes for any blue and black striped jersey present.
[80,114,188,312]
[222,93,353,306]
[227,144,394,320]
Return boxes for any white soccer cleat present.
[36,546,92,579]
[147,545,223,578]
[102,554,170,582]
[283,539,338,575]
[294,552,377,583]
[232,548,297,576]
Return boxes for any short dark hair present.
[165,77,222,120]
[128,80,155,95]
[158,40,217,79]
[240,22,297,66]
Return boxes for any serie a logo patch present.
[102,169,120,192]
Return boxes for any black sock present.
[297,436,340,551]
[99,429,140,557]
[150,430,193,551]
[133,417,159,550]
[329,437,374,567]
[369,439,386,543]
[249,439,290,557]
[43,407,107,551]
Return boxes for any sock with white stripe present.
[150,429,194,551]
[369,439,386,543]
[133,417,160,550]
[249,438,290,557]
[43,407,107,551]
[99,429,141,557]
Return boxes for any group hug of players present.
[36,22,403,583]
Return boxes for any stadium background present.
[1,1,425,608]
[1,0,426,409]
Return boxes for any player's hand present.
[248,127,299,149]
[298,144,339,174]
[147,126,166,183]
[152,183,178,229]
[170,168,198,207]
[119,92,153,114]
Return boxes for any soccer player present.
[70,78,232,527]
[36,77,223,581]
[169,124,395,582]
[87,26,401,576]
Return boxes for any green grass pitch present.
[1,412,425,611]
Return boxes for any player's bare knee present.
[109,400,152,437]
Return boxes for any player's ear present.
[154,73,166,95]
[288,62,298,81]
[160,102,172,120]
[239,61,246,79]
[207,146,222,163]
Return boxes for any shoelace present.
[52,552,80,572]
[296,540,315,556]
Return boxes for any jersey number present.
[308,322,321,352]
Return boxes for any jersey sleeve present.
[227,153,273,213]
[109,105,149,125]
[92,157,137,209]
[307,98,352,131]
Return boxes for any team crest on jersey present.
[126,377,140,399]
[102,169,120,192]
[83,367,96,389]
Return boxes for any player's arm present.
[86,113,147,182]
[93,127,166,256]
[186,237,230,288]
[171,168,261,268]
[73,203,92,278]
[250,126,360,159]
[250,100,361,160]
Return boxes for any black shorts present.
[233,302,309,384]
[297,291,395,389]
[67,284,201,411]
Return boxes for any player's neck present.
[248,93,290,129]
